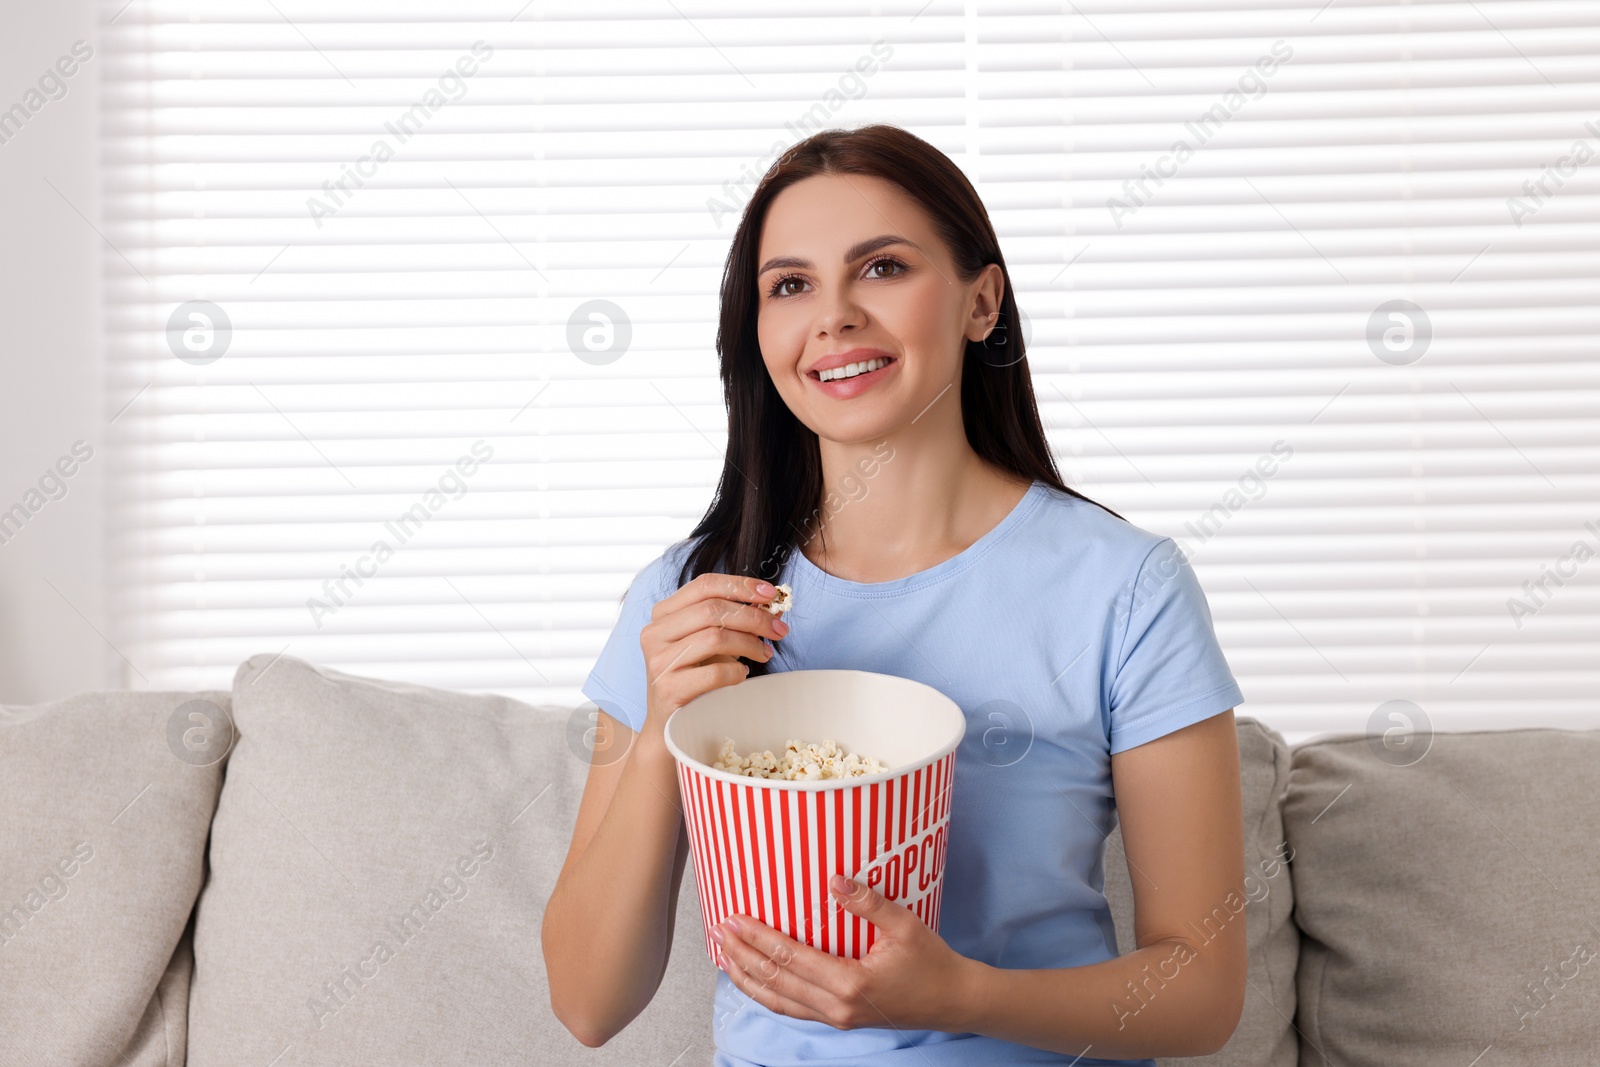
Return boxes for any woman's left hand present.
[712,873,981,1033]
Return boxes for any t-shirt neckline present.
[786,478,1047,598]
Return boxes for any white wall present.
[0,0,108,703]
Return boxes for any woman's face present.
[755,173,1000,445]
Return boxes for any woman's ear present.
[964,263,1006,343]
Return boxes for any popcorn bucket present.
[663,669,964,966]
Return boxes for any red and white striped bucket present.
[663,669,965,966]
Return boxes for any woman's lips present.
[808,357,897,398]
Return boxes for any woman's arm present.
[714,708,1248,1059]
[958,708,1248,1057]
[542,710,693,1047]
[544,573,787,1047]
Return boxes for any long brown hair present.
[674,123,1123,674]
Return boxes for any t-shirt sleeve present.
[1107,537,1244,754]
[580,551,677,735]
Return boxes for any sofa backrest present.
[9,665,1598,1067]
[1281,726,1600,1066]
[1105,719,1600,1067]
[0,688,231,1067]
[182,652,715,1066]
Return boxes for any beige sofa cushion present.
[1283,727,1600,1066]
[1105,716,1299,1067]
[187,653,714,1066]
[0,689,231,1067]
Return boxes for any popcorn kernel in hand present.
[763,583,793,616]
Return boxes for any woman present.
[544,124,1247,1065]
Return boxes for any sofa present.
[2,652,1596,1066]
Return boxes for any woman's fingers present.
[652,572,776,625]
[722,952,823,1022]
[643,573,788,672]
[651,593,788,649]
[643,604,780,655]
[641,572,790,728]
[650,622,770,677]
[648,660,750,707]
[721,918,853,1002]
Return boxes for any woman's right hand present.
[639,573,789,736]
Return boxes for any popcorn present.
[763,583,793,616]
[711,736,888,781]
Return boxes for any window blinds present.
[101,1,1599,745]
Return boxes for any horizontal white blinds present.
[102,1,1600,745]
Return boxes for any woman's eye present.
[866,257,905,279]
[765,257,906,299]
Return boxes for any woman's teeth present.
[818,357,891,383]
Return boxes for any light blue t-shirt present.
[581,479,1245,1066]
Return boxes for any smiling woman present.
[544,124,1247,1067]
[682,124,1119,606]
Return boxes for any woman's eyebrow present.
[757,234,921,276]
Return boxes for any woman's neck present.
[799,446,1033,584]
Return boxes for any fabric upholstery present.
[0,689,229,1067]
[1283,727,1600,1066]
[185,653,715,1066]
[14,666,1600,1067]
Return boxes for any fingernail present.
[712,924,726,944]
[831,874,855,894]
[756,581,776,596]
[774,619,789,636]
